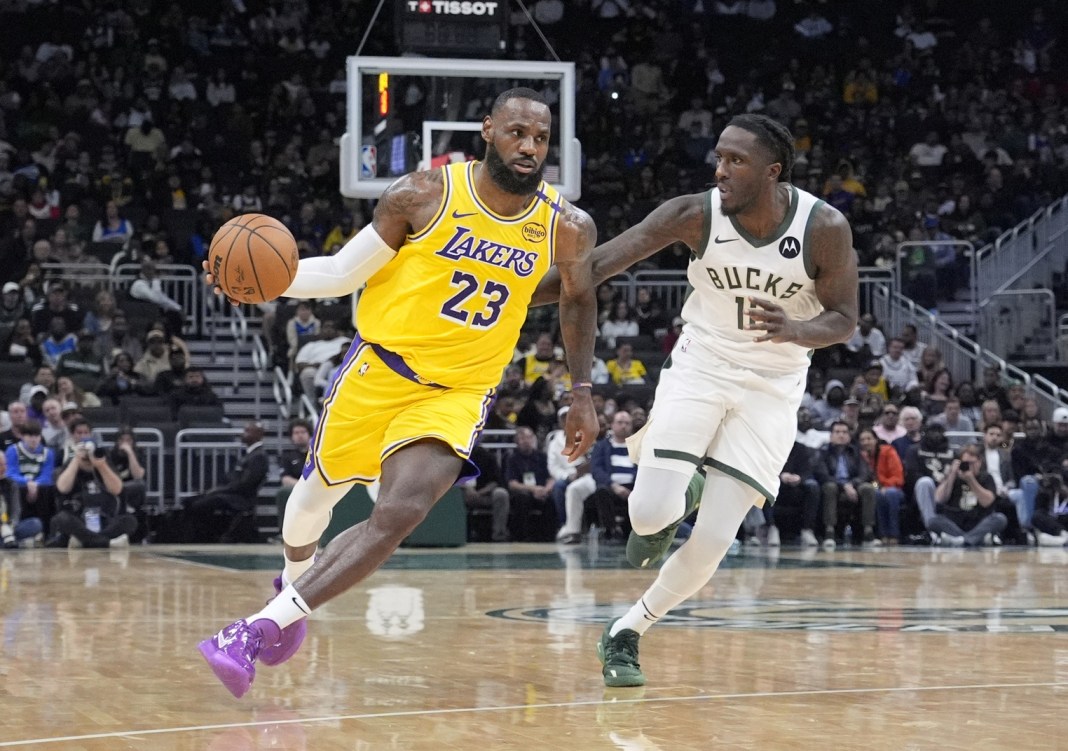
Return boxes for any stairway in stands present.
[187,334,289,539]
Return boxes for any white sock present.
[283,551,316,587]
[611,596,665,637]
[246,585,312,630]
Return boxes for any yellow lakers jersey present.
[358,161,562,390]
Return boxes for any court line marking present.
[3,680,1066,747]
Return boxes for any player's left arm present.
[553,206,600,461]
[746,204,858,346]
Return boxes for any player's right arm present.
[530,193,705,307]
[203,170,444,302]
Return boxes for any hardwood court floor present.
[2,542,1067,750]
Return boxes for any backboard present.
[340,56,581,200]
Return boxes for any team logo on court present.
[522,222,547,243]
[488,599,1068,633]
[778,236,801,259]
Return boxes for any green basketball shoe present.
[597,618,646,687]
[626,471,705,569]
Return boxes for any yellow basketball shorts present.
[304,336,495,486]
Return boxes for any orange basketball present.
[208,214,299,304]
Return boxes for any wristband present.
[572,381,593,390]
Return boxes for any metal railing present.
[894,239,975,312]
[479,428,517,467]
[978,289,1056,363]
[974,193,1068,303]
[94,426,166,513]
[173,427,245,508]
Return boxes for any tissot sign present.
[397,0,506,55]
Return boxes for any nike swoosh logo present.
[714,235,737,244]
[452,210,478,219]
[292,597,309,614]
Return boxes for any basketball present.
[208,214,299,304]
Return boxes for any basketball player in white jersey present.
[534,114,858,686]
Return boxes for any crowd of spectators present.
[0,0,1067,544]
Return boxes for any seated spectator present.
[284,300,320,367]
[606,342,647,386]
[928,397,975,447]
[268,419,313,544]
[56,329,106,388]
[874,403,907,444]
[18,364,57,405]
[879,337,918,394]
[38,316,77,369]
[844,313,886,367]
[816,421,877,548]
[91,199,134,245]
[29,281,83,337]
[169,367,222,419]
[3,318,41,367]
[633,287,668,339]
[955,381,983,425]
[461,442,511,543]
[917,347,945,388]
[81,289,119,337]
[40,398,69,452]
[840,396,861,432]
[485,396,517,431]
[976,366,1010,412]
[860,359,889,401]
[519,332,558,386]
[600,299,639,348]
[0,281,25,345]
[515,376,559,440]
[1012,416,1060,490]
[913,443,1008,547]
[858,428,905,545]
[133,329,172,384]
[496,364,529,402]
[293,320,351,400]
[0,401,28,450]
[503,425,556,542]
[587,410,637,542]
[183,421,268,543]
[153,344,189,395]
[982,423,1038,545]
[95,311,143,366]
[1032,472,1068,546]
[546,405,589,544]
[921,367,953,417]
[129,258,183,336]
[3,419,56,527]
[96,351,149,403]
[777,415,822,546]
[978,399,1003,432]
[44,425,136,548]
[0,450,43,547]
[811,378,845,428]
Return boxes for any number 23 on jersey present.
[439,270,511,329]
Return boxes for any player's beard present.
[484,142,544,195]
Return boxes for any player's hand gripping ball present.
[207,214,298,304]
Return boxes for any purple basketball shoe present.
[198,618,281,698]
[258,575,308,666]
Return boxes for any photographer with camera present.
[915,443,1008,547]
[44,418,136,548]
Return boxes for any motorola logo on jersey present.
[408,0,500,15]
[436,225,539,277]
[779,236,801,259]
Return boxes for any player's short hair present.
[491,87,549,116]
[727,113,795,182]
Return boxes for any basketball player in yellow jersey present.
[198,88,600,698]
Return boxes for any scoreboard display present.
[396,0,507,57]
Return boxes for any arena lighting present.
[378,72,389,116]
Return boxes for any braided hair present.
[726,114,796,182]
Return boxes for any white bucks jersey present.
[681,184,824,375]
